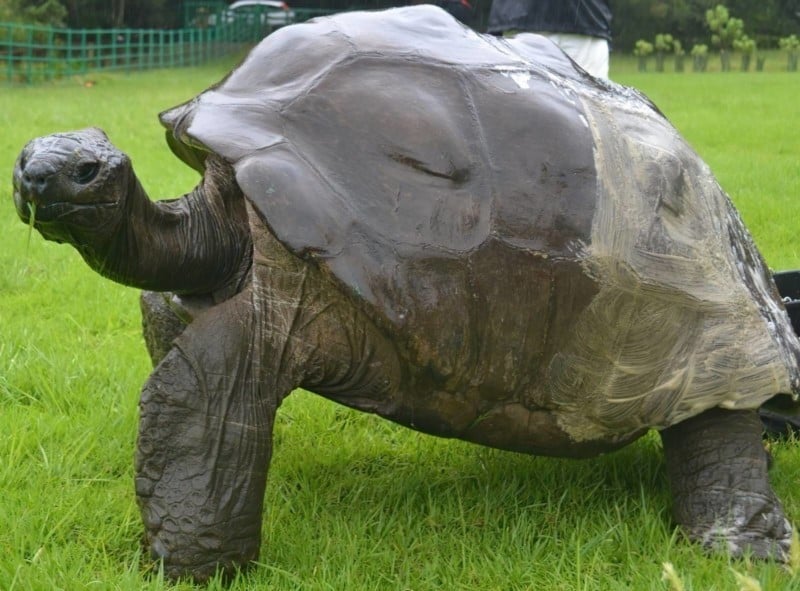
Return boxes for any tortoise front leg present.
[135,289,287,581]
[660,408,792,560]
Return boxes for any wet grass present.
[1,56,799,590]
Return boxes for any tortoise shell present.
[159,6,800,442]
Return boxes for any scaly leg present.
[135,288,288,581]
[660,408,791,560]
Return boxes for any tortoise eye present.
[75,161,99,184]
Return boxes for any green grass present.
[1,56,800,590]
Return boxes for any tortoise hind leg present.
[660,408,792,560]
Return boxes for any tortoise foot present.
[682,488,791,560]
[145,528,257,583]
[661,408,791,561]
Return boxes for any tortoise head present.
[12,128,131,244]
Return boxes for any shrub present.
[691,44,708,72]
[733,35,756,71]
[654,33,674,72]
[673,39,685,72]
[779,34,799,71]
[634,39,654,71]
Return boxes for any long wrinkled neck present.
[82,157,252,296]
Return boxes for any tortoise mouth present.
[15,191,116,224]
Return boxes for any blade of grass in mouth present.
[26,202,36,256]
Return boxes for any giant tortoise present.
[12,6,800,581]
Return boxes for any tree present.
[673,39,686,72]
[111,0,124,27]
[779,34,799,70]
[0,0,67,25]
[654,33,674,72]
[705,4,745,70]
[733,34,756,71]
[633,39,654,71]
[610,0,798,52]
[60,0,182,29]
[691,43,709,71]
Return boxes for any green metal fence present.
[0,7,335,84]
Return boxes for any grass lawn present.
[1,52,799,591]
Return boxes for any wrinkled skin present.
[11,6,799,581]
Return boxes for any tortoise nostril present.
[22,169,47,193]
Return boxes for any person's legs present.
[545,33,609,78]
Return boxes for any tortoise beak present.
[14,150,67,214]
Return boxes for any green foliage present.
[633,39,654,57]
[0,0,67,25]
[690,43,709,71]
[780,34,800,70]
[654,33,674,71]
[705,4,746,50]
[734,34,757,53]
[634,39,654,71]
[24,0,66,25]
[734,34,757,70]
[654,33,674,52]
[780,34,800,51]
[673,39,685,55]
[611,0,799,53]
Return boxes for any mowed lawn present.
[1,53,799,591]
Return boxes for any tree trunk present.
[692,56,707,72]
[112,0,125,27]
[720,49,731,72]
[741,53,751,72]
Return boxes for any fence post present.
[125,29,132,72]
[24,25,32,83]
[4,24,12,83]
[44,25,52,80]
[4,24,10,82]
[65,28,72,76]
[80,29,87,74]
[138,28,144,70]
[167,29,172,68]
[188,27,194,66]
